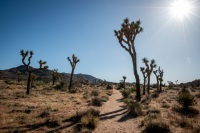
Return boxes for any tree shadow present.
[117,112,137,122]
[0,118,75,133]
[116,98,124,102]
[100,108,128,121]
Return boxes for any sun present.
[170,0,192,20]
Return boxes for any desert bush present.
[101,96,109,102]
[117,82,125,89]
[54,81,65,90]
[126,100,142,116]
[92,97,102,106]
[121,88,134,98]
[80,113,99,130]
[91,90,99,96]
[151,92,159,98]
[143,120,170,133]
[177,89,195,112]
[4,79,15,85]
[39,106,54,118]
[106,84,113,90]
[46,118,62,128]
[147,107,160,114]
[161,103,170,108]
[71,108,100,123]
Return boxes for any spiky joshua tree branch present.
[68,54,80,91]
[114,18,143,101]
[20,50,48,95]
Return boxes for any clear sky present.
[0,0,200,84]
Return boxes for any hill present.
[0,65,103,84]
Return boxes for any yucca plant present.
[177,89,195,112]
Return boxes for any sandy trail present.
[94,89,140,133]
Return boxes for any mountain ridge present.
[0,65,103,84]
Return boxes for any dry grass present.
[0,80,112,132]
[0,80,200,133]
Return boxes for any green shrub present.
[121,88,134,98]
[177,90,195,112]
[54,81,65,90]
[143,121,170,133]
[92,97,102,106]
[127,100,142,116]
[101,96,109,102]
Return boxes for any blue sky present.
[0,0,199,84]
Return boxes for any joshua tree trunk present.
[69,69,74,91]
[132,56,140,101]
[26,71,32,95]
[143,78,146,95]
[123,79,126,89]
[159,80,163,92]
[147,76,150,94]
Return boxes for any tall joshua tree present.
[158,67,164,92]
[140,67,147,95]
[68,54,80,91]
[20,50,48,95]
[142,57,156,94]
[153,70,160,92]
[123,76,126,89]
[114,18,143,101]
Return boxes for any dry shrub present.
[71,108,100,131]
[91,90,99,96]
[45,118,62,128]
[125,99,142,116]
[92,97,102,106]
[143,120,170,133]
[101,95,109,102]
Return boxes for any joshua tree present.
[153,70,160,92]
[142,57,157,94]
[123,76,126,89]
[20,50,48,95]
[140,67,147,95]
[30,73,36,88]
[51,69,59,85]
[68,54,80,91]
[16,71,22,82]
[158,67,164,92]
[114,18,143,101]
[175,80,178,85]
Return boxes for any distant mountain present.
[76,74,103,84]
[0,65,103,84]
[180,79,200,88]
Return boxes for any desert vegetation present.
[0,17,199,133]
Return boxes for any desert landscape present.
[0,0,200,133]
[0,68,200,133]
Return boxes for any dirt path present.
[94,89,141,133]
